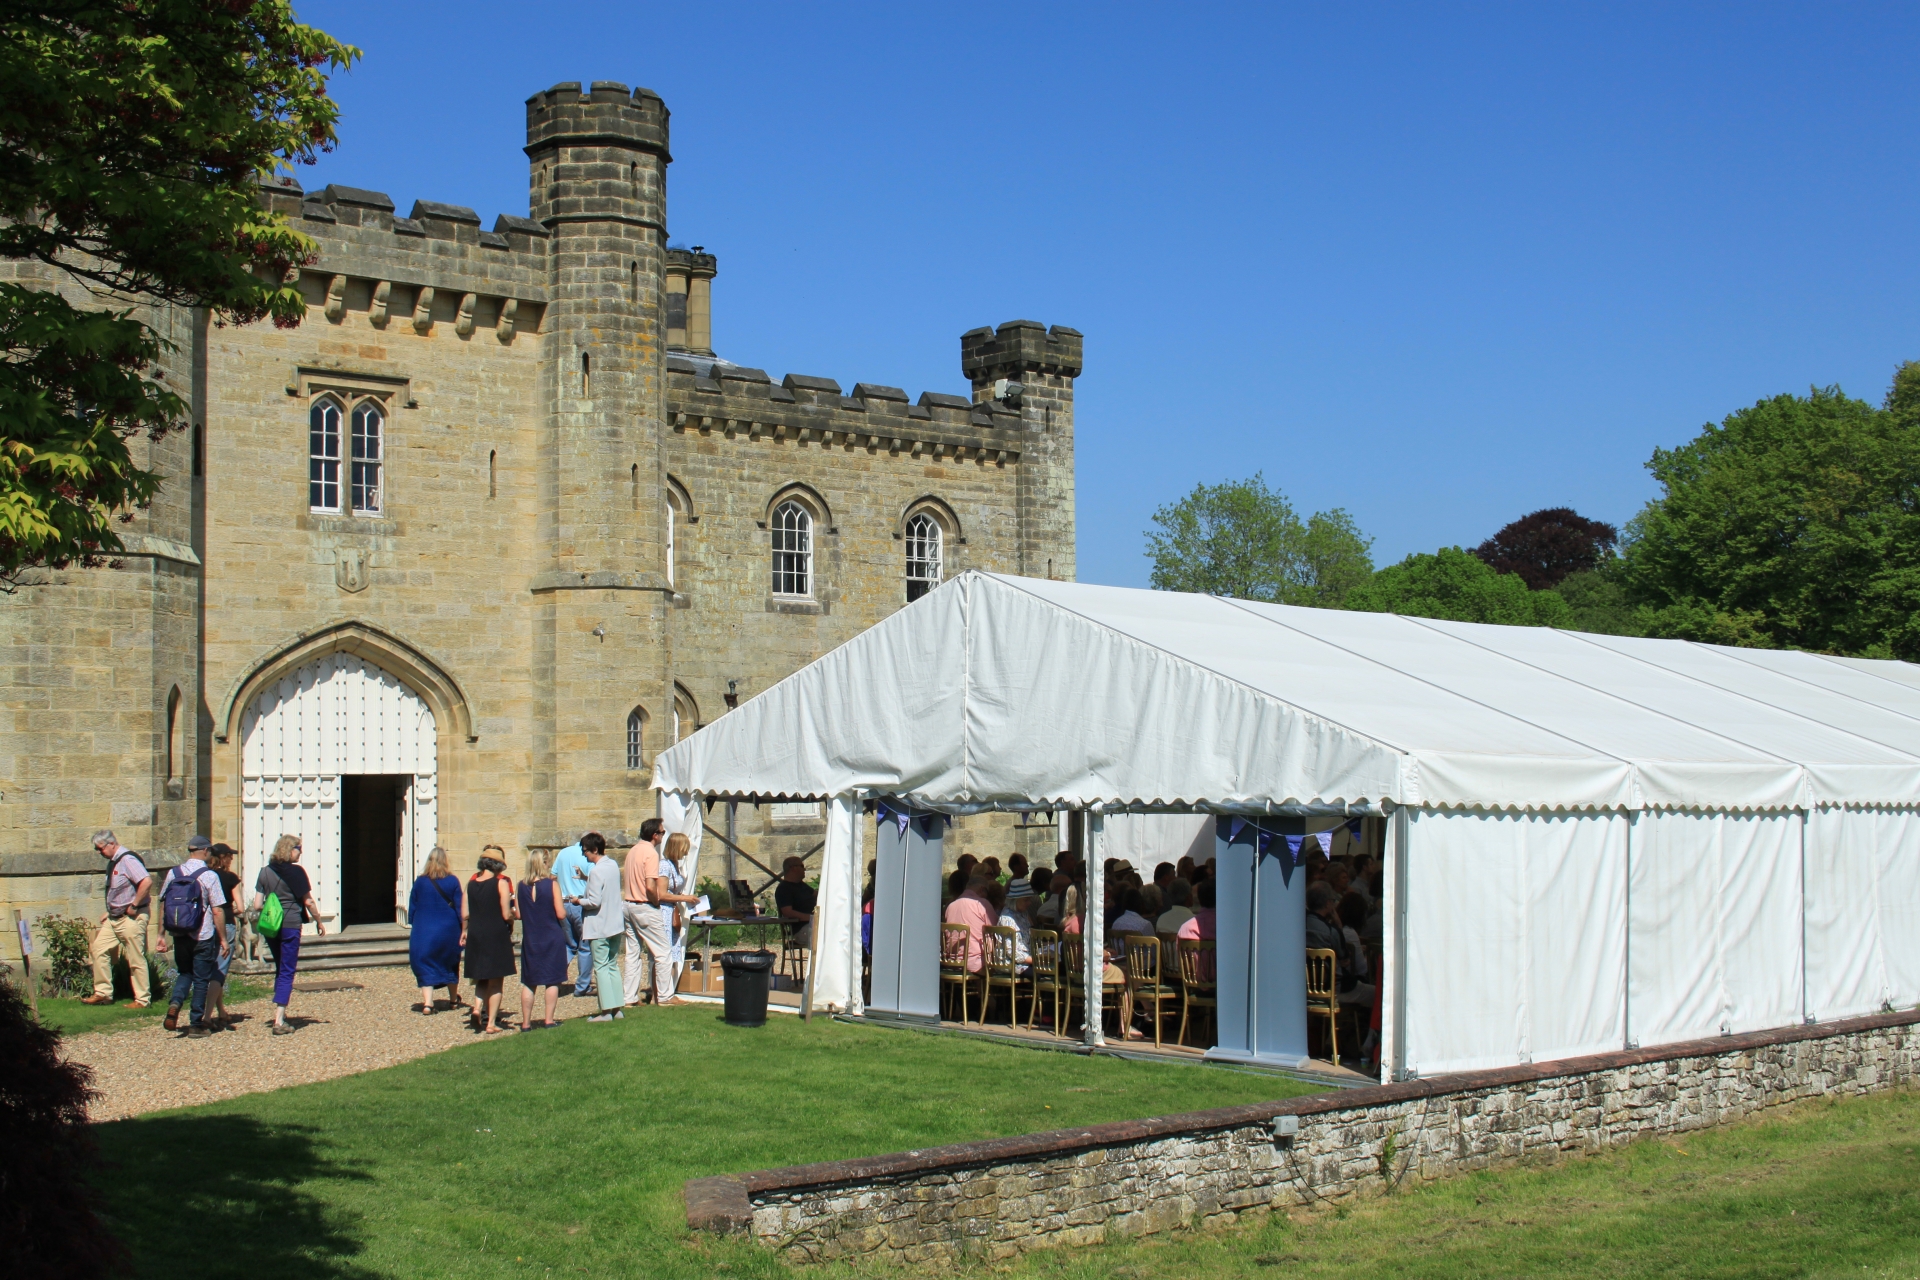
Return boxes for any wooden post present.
[13,910,39,1022]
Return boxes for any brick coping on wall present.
[682,1006,1920,1234]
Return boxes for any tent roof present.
[652,572,1920,812]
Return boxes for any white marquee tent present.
[655,571,1920,1079]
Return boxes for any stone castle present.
[0,80,1078,941]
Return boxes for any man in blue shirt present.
[551,836,593,997]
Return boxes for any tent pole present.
[1084,810,1107,1049]
[725,801,738,884]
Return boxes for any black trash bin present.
[721,949,775,1027]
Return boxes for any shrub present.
[0,971,130,1277]
[33,915,92,997]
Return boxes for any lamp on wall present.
[724,679,739,711]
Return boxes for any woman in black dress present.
[463,848,516,1033]
[517,848,568,1030]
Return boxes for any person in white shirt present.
[1155,878,1195,935]
[997,890,1035,972]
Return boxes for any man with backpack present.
[154,835,229,1038]
[83,829,154,1007]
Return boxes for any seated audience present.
[997,886,1034,970]
[1035,870,1069,926]
[1306,884,1374,1015]
[1153,862,1176,897]
[1139,884,1164,920]
[1175,854,1196,884]
[1110,888,1154,939]
[980,856,1003,882]
[946,864,970,902]
[1006,853,1031,898]
[1157,878,1194,934]
[1338,892,1370,980]
[1176,879,1216,941]
[943,873,996,972]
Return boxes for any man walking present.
[83,829,153,1007]
[622,818,674,1008]
[551,835,593,998]
[575,832,625,1022]
[155,835,228,1038]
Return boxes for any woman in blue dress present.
[517,848,568,1029]
[408,846,464,1014]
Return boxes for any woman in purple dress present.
[517,848,568,1029]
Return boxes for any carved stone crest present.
[335,549,370,594]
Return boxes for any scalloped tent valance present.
[654,572,1920,814]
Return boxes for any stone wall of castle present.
[0,81,1079,952]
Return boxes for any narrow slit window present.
[309,397,342,512]
[489,449,497,498]
[626,706,645,769]
[906,512,943,602]
[350,400,383,514]
[771,501,812,597]
[581,352,591,398]
[666,497,675,587]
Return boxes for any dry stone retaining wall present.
[684,1009,1920,1265]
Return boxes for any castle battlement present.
[665,356,1028,466]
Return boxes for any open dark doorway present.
[341,774,405,927]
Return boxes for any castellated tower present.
[963,321,1082,582]
[525,81,673,836]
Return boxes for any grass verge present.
[39,977,266,1036]
[1005,1087,1920,1280]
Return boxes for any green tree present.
[1145,473,1374,605]
[1344,546,1574,626]
[0,2,356,583]
[1549,564,1645,636]
[1620,365,1920,657]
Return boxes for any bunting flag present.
[1229,817,1248,845]
[873,802,912,836]
[1315,831,1333,854]
[1285,834,1306,859]
[1347,817,1364,842]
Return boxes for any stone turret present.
[963,321,1082,581]
[525,80,674,838]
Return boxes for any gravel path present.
[61,965,576,1121]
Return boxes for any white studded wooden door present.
[240,654,438,932]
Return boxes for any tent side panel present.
[1880,812,1920,1007]
[1525,810,1628,1063]
[1717,812,1804,1035]
[1805,806,1893,1021]
[868,814,943,1021]
[1628,811,1726,1047]
[1403,809,1526,1076]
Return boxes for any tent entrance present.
[866,809,944,1026]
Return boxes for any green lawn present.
[95,1008,1321,1279]
[93,1007,1920,1280]
[1009,1087,1920,1280]
[38,977,265,1036]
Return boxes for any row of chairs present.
[940,925,1218,1048]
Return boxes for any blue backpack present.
[162,867,206,934]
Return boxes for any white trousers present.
[622,901,672,1005]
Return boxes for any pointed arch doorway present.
[239,653,438,931]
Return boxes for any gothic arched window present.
[905,512,943,602]
[350,400,384,514]
[626,706,646,769]
[771,500,812,597]
[309,397,342,512]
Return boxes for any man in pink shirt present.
[943,875,995,972]
[1176,880,1217,980]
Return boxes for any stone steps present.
[236,923,412,974]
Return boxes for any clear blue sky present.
[293,1,1920,587]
